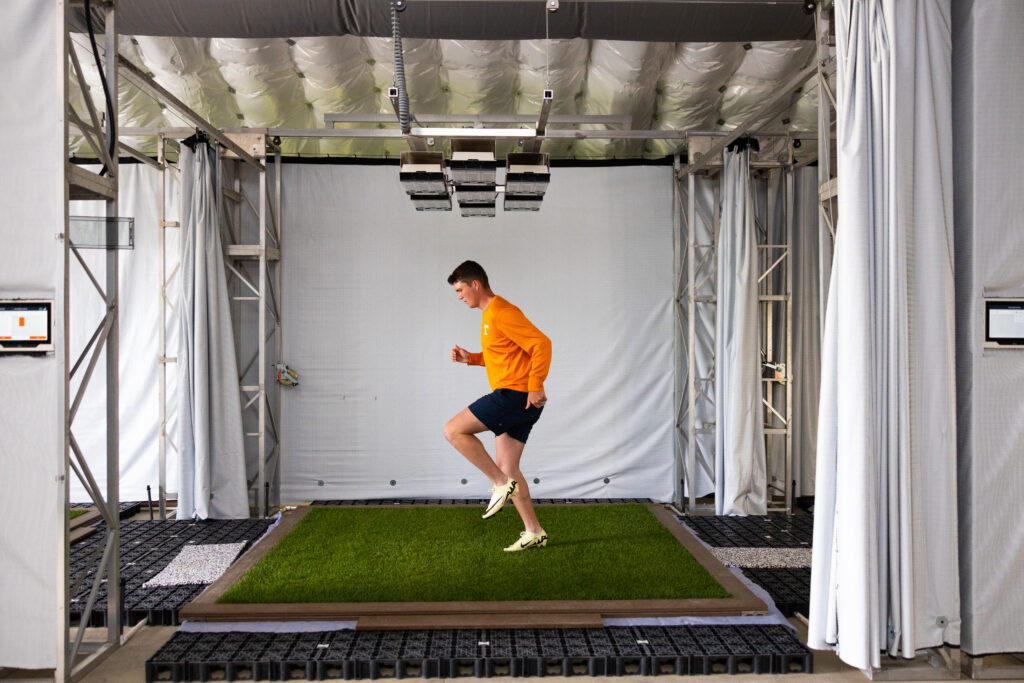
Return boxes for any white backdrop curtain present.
[278,164,676,503]
[0,0,63,667]
[808,0,960,669]
[714,144,767,515]
[176,141,248,519]
[952,0,1024,656]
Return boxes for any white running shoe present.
[504,529,548,552]
[482,478,517,519]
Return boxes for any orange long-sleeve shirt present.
[468,296,551,392]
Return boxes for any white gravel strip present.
[143,542,247,587]
[710,547,813,568]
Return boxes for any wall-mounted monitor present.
[984,299,1024,348]
[0,300,53,354]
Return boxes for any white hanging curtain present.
[808,0,960,670]
[715,143,767,515]
[791,167,822,497]
[176,140,249,519]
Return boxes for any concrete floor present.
[3,617,993,683]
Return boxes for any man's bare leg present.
[444,408,507,486]
[495,434,542,534]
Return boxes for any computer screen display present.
[0,300,53,353]
[985,299,1024,347]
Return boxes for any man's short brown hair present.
[447,260,490,290]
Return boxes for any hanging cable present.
[83,0,117,176]
[391,0,410,134]
[545,5,551,90]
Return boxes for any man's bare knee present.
[443,421,461,444]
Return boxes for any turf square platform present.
[218,504,730,604]
[181,503,767,627]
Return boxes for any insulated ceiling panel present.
[68,11,820,159]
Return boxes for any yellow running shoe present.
[504,529,548,552]
[482,478,517,519]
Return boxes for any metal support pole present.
[102,0,121,643]
[784,168,794,514]
[686,171,697,513]
[672,156,683,508]
[272,149,282,509]
[257,163,267,518]
[157,134,168,520]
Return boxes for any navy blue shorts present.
[468,388,544,444]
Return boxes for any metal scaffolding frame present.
[673,141,795,516]
[61,1,138,679]
[220,136,283,519]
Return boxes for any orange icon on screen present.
[19,317,25,326]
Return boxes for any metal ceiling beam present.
[325,113,632,126]
[117,55,264,168]
[682,61,816,176]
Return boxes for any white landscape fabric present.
[0,0,63,668]
[714,146,767,515]
[808,0,960,669]
[176,143,249,519]
[278,164,676,502]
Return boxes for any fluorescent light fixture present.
[459,203,496,218]
[450,138,497,186]
[400,151,447,196]
[505,152,550,197]
[503,195,544,212]
[410,194,452,211]
[455,185,497,203]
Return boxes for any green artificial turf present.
[69,508,88,520]
[218,504,730,604]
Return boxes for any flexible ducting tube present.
[391,0,410,133]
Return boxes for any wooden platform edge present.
[180,503,768,625]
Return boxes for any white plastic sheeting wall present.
[952,0,1024,656]
[278,164,677,503]
[0,1,63,669]
[66,166,180,504]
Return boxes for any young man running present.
[443,260,552,552]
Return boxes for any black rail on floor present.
[312,498,657,506]
[70,500,143,519]
[146,625,813,681]
[680,514,814,548]
[70,518,274,627]
[739,568,811,617]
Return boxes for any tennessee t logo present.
[484,324,489,336]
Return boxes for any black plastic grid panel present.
[69,518,274,627]
[312,498,656,506]
[680,515,814,548]
[69,501,143,519]
[145,625,812,681]
[739,568,811,617]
